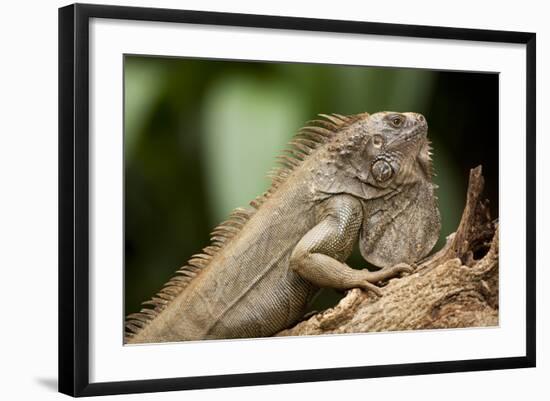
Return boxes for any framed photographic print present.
[58,3,536,397]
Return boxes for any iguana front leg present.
[289,195,412,296]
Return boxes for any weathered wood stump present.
[277,166,498,337]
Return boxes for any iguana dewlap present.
[125,111,441,344]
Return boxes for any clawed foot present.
[355,263,414,297]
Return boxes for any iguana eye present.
[372,159,393,182]
[389,115,404,128]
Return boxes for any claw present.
[360,281,383,297]
[393,262,413,275]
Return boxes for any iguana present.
[125,111,441,344]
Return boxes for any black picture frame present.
[58,3,536,397]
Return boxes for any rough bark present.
[277,166,498,337]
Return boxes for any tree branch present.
[277,166,498,337]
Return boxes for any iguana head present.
[313,111,440,266]
[350,111,431,185]
[361,111,432,186]
[316,111,432,196]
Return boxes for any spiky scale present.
[305,119,338,130]
[176,270,197,280]
[294,137,319,149]
[125,323,141,333]
[283,148,307,160]
[318,113,345,125]
[276,155,301,167]
[202,246,219,256]
[128,318,148,327]
[209,235,229,243]
[300,126,333,137]
[295,131,325,143]
[161,285,180,294]
[290,141,313,155]
[126,313,150,322]
[211,226,240,236]
[331,113,350,122]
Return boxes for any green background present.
[124,55,499,317]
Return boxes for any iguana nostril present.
[417,114,425,123]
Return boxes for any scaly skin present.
[125,111,441,344]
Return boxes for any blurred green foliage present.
[124,56,498,316]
